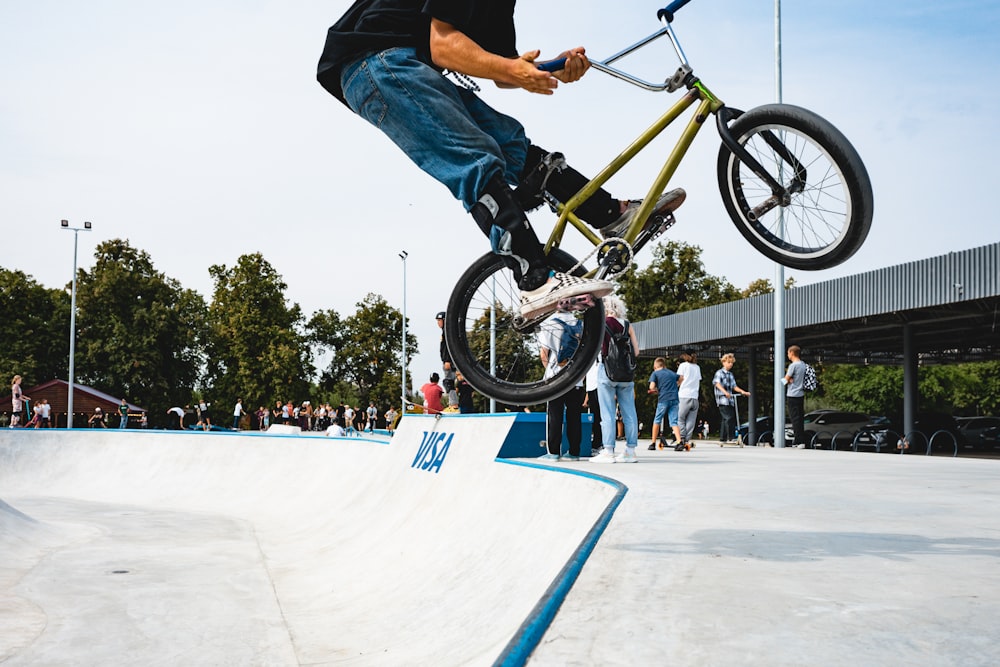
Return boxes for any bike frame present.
[541,11,788,276]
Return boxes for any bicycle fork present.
[715,106,808,221]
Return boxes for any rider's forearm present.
[429,19,555,93]
[429,20,513,80]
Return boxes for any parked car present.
[957,416,1000,447]
[785,410,873,448]
[858,412,962,453]
[737,416,778,445]
[980,425,1000,449]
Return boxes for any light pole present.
[772,0,787,447]
[399,250,408,416]
[61,219,92,428]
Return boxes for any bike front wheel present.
[445,250,605,407]
[717,104,873,270]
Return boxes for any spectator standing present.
[118,398,129,429]
[713,353,750,443]
[198,399,212,431]
[344,404,356,434]
[38,399,51,428]
[537,312,586,461]
[366,402,378,432]
[385,406,399,435]
[592,295,640,464]
[10,375,29,428]
[436,311,459,406]
[647,357,680,450]
[456,371,477,414]
[583,362,603,456]
[232,399,245,430]
[783,345,807,447]
[676,352,702,451]
[421,373,445,415]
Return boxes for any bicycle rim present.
[718,104,872,270]
[444,250,604,407]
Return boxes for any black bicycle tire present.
[716,103,873,270]
[444,249,605,406]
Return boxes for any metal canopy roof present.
[634,242,1000,364]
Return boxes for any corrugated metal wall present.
[635,242,1000,349]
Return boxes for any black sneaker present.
[600,188,686,239]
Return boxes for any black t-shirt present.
[317,0,517,104]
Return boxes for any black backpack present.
[603,320,637,382]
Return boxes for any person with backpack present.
[591,294,640,464]
[537,312,586,461]
[783,345,807,447]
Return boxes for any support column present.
[747,346,758,445]
[902,323,918,436]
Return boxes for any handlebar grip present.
[657,0,693,23]
[536,57,568,73]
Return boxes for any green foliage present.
[73,240,206,424]
[205,253,312,412]
[308,293,416,410]
[617,240,741,321]
[467,302,537,385]
[822,362,1000,417]
[0,268,71,386]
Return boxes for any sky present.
[2,1,999,396]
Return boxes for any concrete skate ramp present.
[0,415,623,666]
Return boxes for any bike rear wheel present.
[717,104,873,270]
[445,250,605,406]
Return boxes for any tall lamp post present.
[772,0,787,447]
[61,219,92,429]
[399,250,408,417]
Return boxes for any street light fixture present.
[399,250,408,417]
[61,219,92,428]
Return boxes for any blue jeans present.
[597,364,637,449]
[653,397,679,428]
[341,47,529,210]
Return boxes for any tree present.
[205,253,312,413]
[308,293,416,410]
[0,268,71,387]
[466,302,536,386]
[617,240,742,321]
[73,240,206,423]
[740,276,797,299]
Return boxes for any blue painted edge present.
[490,460,628,667]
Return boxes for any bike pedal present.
[557,294,596,311]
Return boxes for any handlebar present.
[536,58,568,73]
[657,0,693,23]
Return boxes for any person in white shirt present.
[232,399,245,430]
[676,352,702,450]
[166,406,186,430]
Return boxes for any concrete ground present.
[2,420,999,665]
[529,443,1000,666]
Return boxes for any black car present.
[860,412,962,453]
[957,416,1000,447]
[786,410,874,448]
[737,416,780,445]
[978,425,1000,449]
